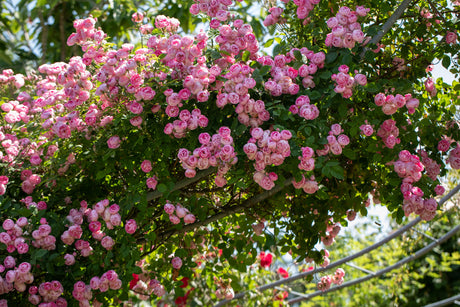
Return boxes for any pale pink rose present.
[184,214,196,224]
[360,124,373,136]
[101,236,115,250]
[434,185,445,195]
[438,139,450,152]
[171,257,182,269]
[354,73,367,86]
[330,143,343,155]
[185,169,196,178]
[2,219,14,231]
[110,214,121,226]
[141,160,152,173]
[374,93,386,106]
[330,124,342,135]
[16,217,28,228]
[446,31,457,44]
[107,136,121,149]
[132,12,144,23]
[337,134,350,146]
[146,177,158,190]
[424,198,438,212]
[125,219,137,234]
[169,214,180,224]
[175,205,187,218]
[347,210,357,221]
[164,203,175,214]
[215,175,227,187]
[64,254,75,265]
[4,255,16,268]
[90,276,100,290]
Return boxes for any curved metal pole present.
[288,224,460,304]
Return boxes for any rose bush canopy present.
[0,0,459,305]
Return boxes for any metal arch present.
[214,183,460,306]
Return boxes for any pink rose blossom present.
[125,219,137,234]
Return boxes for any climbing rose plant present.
[0,0,459,305]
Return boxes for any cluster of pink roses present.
[67,17,106,47]
[31,222,56,251]
[321,220,341,246]
[140,160,158,190]
[2,99,29,124]
[263,7,284,27]
[214,20,259,65]
[178,127,237,187]
[189,0,234,20]
[419,150,441,181]
[331,65,367,99]
[214,285,235,300]
[20,170,41,195]
[377,119,400,149]
[292,174,319,194]
[61,199,137,257]
[243,128,292,190]
[216,19,259,68]
[317,268,345,291]
[164,202,196,225]
[32,281,65,305]
[217,63,269,127]
[0,69,25,88]
[425,77,437,97]
[1,122,29,166]
[325,6,369,49]
[289,95,319,121]
[291,0,320,20]
[394,150,438,221]
[447,143,460,169]
[316,124,350,156]
[1,258,33,294]
[72,270,121,306]
[164,108,208,138]
[374,92,420,115]
[154,15,180,33]
[298,146,315,172]
[260,49,325,94]
[0,217,30,254]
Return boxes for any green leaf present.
[293,50,302,61]
[330,165,344,180]
[365,83,379,93]
[326,51,338,64]
[241,50,250,62]
[320,71,332,80]
[342,148,357,160]
[157,183,168,193]
[442,56,451,69]
[259,65,271,76]
[264,38,274,48]
[273,43,284,55]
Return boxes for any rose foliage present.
[0,0,460,305]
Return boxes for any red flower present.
[260,251,273,268]
[277,267,289,278]
[129,273,139,290]
[179,277,189,288]
[175,288,193,306]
